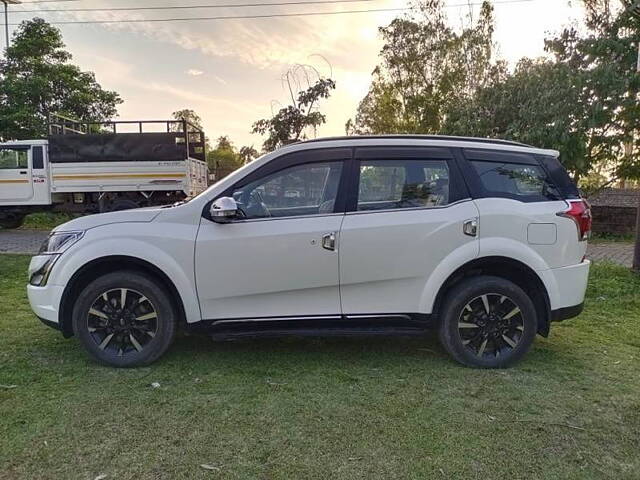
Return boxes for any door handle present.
[463,218,478,237]
[19,171,27,175]
[322,232,336,251]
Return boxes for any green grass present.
[590,232,635,244]
[1,256,639,479]
[20,212,79,230]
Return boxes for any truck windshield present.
[0,148,28,169]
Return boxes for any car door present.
[338,146,480,316]
[0,145,33,204]
[195,148,351,321]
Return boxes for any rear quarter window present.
[463,149,563,202]
[538,155,580,199]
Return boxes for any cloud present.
[186,69,204,76]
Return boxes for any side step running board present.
[210,327,428,341]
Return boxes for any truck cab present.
[0,140,51,227]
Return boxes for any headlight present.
[30,231,84,286]
[38,231,84,255]
[29,255,59,286]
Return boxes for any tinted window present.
[0,148,28,170]
[232,161,343,219]
[357,160,450,211]
[32,146,44,169]
[538,155,579,199]
[470,160,561,201]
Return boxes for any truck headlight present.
[30,231,84,286]
[38,231,84,255]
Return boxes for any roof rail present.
[299,134,533,148]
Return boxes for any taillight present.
[557,199,592,241]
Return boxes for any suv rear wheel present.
[72,271,176,367]
[438,276,537,368]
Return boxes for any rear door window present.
[357,159,450,211]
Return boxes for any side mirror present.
[209,197,239,223]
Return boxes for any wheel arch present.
[58,255,187,338]
[431,256,552,336]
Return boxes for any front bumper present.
[27,283,65,325]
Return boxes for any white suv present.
[27,136,591,368]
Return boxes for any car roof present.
[291,135,559,157]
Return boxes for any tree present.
[0,18,121,141]
[347,0,498,135]
[444,58,587,179]
[171,109,203,130]
[207,135,243,179]
[445,0,640,188]
[252,64,336,152]
[239,145,259,164]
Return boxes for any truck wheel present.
[72,271,176,367]
[0,215,25,229]
[108,199,140,212]
[438,276,537,369]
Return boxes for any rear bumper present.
[539,260,590,311]
[551,302,584,322]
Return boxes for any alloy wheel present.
[457,293,525,358]
[86,288,158,357]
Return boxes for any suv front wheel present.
[438,276,537,368]
[72,271,177,367]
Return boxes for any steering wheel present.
[248,190,272,218]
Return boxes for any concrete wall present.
[591,205,637,235]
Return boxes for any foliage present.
[347,0,498,135]
[444,58,586,178]
[0,18,121,141]
[2,254,640,478]
[171,108,202,132]
[252,65,336,152]
[171,109,203,129]
[20,212,80,230]
[446,0,640,186]
[207,135,244,179]
[239,145,259,164]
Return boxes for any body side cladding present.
[37,316,67,336]
[550,302,584,322]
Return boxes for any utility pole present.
[2,0,19,52]
[631,2,640,272]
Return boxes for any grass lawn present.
[1,255,639,479]
[20,212,79,230]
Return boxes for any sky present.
[5,0,586,148]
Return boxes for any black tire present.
[438,276,537,368]
[0,215,25,229]
[108,199,140,212]
[72,271,176,367]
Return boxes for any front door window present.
[231,161,343,219]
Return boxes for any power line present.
[15,0,381,13]
[18,0,80,3]
[3,6,411,24]
[14,0,540,13]
[2,0,545,26]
